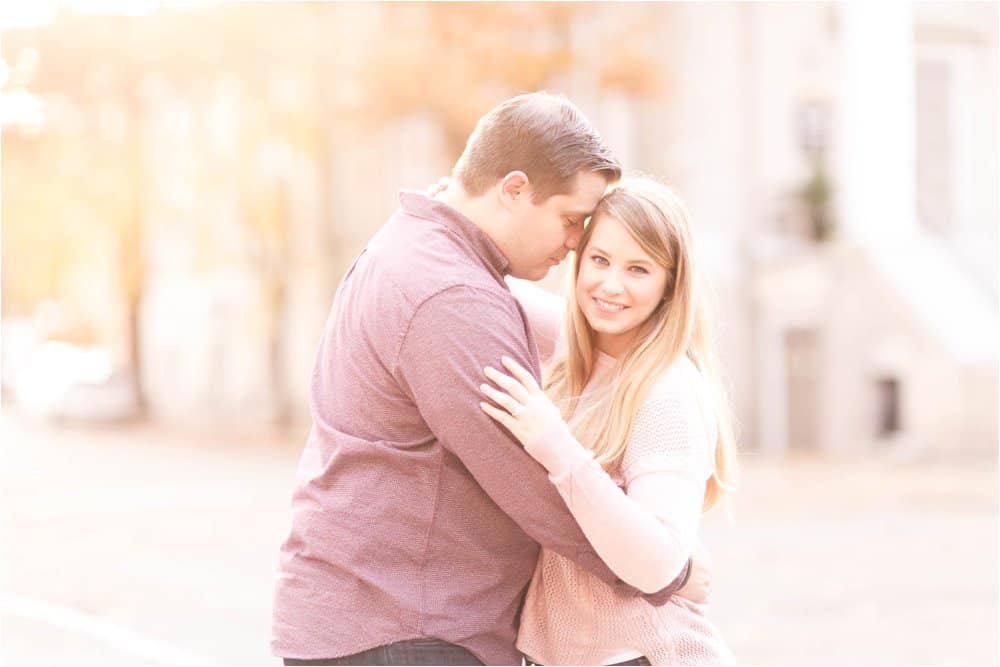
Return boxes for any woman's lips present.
[592,296,627,313]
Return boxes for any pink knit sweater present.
[509,279,735,666]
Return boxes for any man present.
[271,92,691,666]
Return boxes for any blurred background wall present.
[2,1,997,455]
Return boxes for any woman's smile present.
[592,296,628,314]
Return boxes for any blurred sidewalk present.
[1,414,301,665]
[701,449,998,664]
[1,413,996,665]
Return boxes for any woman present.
[478,177,738,666]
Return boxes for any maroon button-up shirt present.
[271,192,682,665]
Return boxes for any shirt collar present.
[398,190,510,279]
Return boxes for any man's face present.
[506,171,609,281]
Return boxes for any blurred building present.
[138,2,997,454]
[5,3,995,455]
[630,2,998,456]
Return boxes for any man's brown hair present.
[452,92,621,203]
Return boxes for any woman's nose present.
[600,271,624,294]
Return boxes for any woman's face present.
[575,214,669,358]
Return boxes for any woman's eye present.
[590,255,608,265]
[629,266,649,275]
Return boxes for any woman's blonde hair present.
[544,177,738,511]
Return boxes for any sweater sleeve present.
[505,276,565,364]
[524,376,714,594]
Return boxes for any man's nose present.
[565,226,584,250]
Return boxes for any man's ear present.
[499,171,530,209]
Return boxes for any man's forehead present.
[562,171,609,211]
[566,203,598,217]
[552,197,598,217]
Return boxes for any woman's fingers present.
[479,383,523,416]
[484,366,531,402]
[500,356,540,393]
[479,401,513,429]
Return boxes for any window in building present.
[876,377,901,438]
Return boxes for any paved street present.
[1,414,996,665]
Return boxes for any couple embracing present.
[271,92,738,666]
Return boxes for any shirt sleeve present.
[394,285,684,602]
[525,380,714,594]
[504,276,565,364]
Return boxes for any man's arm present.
[395,285,686,603]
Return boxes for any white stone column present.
[837,1,917,242]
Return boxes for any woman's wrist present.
[525,423,592,476]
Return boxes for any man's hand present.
[676,539,713,603]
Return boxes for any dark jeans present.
[283,639,484,666]
[524,657,650,666]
